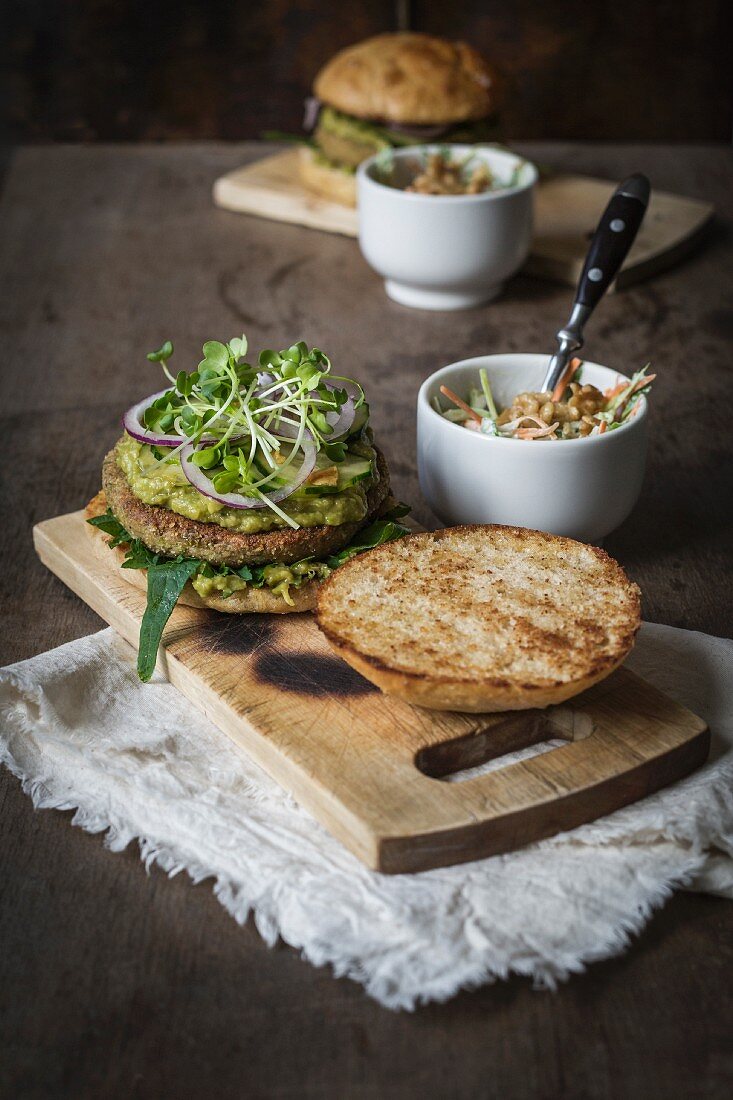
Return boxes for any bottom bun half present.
[85,492,317,614]
[298,146,357,207]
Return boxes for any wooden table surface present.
[1,143,731,1099]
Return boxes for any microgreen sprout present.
[138,335,365,521]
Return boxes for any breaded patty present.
[102,443,392,567]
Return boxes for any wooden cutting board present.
[213,149,713,290]
[34,510,709,874]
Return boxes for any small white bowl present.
[357,145,537,311]
[417,354,648,543]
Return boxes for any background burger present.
[299,32,502,207]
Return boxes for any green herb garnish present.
[138,336,364,527]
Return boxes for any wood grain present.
[1,143,732,1097]
[33,511,710,873]
[213,150,714,289]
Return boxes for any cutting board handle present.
[414,706,592,779]
[376,670,709,874]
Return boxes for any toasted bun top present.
[314,33,499,124]
[316,525,641,693]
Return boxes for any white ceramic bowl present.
[417,354,648,543]
[357,146,537,311]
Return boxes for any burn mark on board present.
[195,614,277,657]
[254,650,378,697]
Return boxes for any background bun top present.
[314,33,500,125]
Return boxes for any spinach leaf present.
[326,518,410,568]
[137,559,200,682]
[121,539,161,570]
[87,511,160,567]
[87,511,130,548]
[383,501,411,520]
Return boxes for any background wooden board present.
[213,149,714,289]
[33,510,709,874]
[2,143,732,1097]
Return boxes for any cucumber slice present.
[301,454,373,495]
[337,455,373,488]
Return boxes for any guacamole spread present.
[191,559,331,605]
[314,107,390,170]
[116,434,375,534]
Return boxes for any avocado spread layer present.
[116,434,375,534]
[315,107,390,169]
[313,106,504,169]
[191,559,330,603]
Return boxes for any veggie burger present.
[300,32,502,207]
[87,335,409,680]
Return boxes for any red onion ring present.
[328,378,363,403]
[322,379,363,439]
[275,418,316,443]
[122,390,244,447]
[303,96,322,132]
[325,396,355,439]
[254,379,361,441]
[382,121,454,140]
[179,441,317,510]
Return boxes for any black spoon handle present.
[576,173,651,307]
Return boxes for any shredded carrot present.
[605,373,656,403]
[614,374,656,421]
[551,357,583,403]
[439,385,482,423]
[631,373,656,393]
[597,420,607,434]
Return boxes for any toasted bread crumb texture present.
[317,526,640,688]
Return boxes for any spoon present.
[540,173,651,395]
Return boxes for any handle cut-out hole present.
[415,708,595,782]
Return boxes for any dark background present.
[3,0,732,144]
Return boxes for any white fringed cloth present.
[1,623,732,1010]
